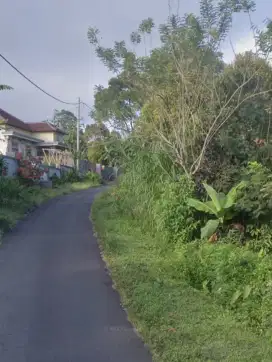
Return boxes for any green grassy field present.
[92,191,272,362]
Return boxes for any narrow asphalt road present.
[0,188,152,362]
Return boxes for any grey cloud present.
[0,0,269,122]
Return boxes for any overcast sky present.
[0,0,270,124]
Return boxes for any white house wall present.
[0,129,8,154]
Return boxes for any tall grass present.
[92,191,272,361]
[92,149,272,360]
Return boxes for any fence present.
[100,166,119,181]
[3,155,18,177]
[2,155,96,180]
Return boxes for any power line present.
[0,53,77,106]
[81,101,92,110]
[0,52,94,115]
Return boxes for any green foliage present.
[0,176,99,236]
[50,173,62,187]
[53,109,77,133]
[59,169,81,184]
[85,122,110,141]
[0,178,39,231]
[0,84,13,91]
[247,224,272,253]
[201,219,220,239]
[91,77,142,134]
[87,0,272,178]
[0,178,34,209]
[0,154,8,176]
[51,169,101,188]
[92,191,272,361]
[87,140,106,164]
[188,182,246,238]
[84,171,101,184]
[154,177,199,243]
[179,242,272,331]
[88,0,272,354]
[51,109,87,164]
[236,162,272,222]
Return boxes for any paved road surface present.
[0,188,152,362]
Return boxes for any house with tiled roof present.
[0,108,73,166]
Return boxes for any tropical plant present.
[236,162,272,222]
[188,182,246,239]
[0,154,8,176]
[0,85,13,91]
[84,171,101,184]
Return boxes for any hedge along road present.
[0,188,152,362]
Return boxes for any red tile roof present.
[0,109,66,134]
[0,108,31,131]
[26,122,66,134]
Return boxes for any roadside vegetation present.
[90,0,272,360]
[0,155,101,238]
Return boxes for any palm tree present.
[0,85,12,91]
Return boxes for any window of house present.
[26,145,32,158]
[11,139,19,153]
[57,133,64,142]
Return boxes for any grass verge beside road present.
[92,190,272,362]
[0,179,100,238]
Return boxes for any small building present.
[0,108,74,167]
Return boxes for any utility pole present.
[76,97,80,171]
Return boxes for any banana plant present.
[188,181,246,239]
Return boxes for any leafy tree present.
[53,109,77,133]
[138,18,155,54]
[85,122,110,141]
[256,19,272,55]
[217,53,272,163]
[51,109,87,167]
[91,77,142,134]
[87,141,106,164]
[88,0,272,180]
[130,31,141,47]
[87,125,122,166]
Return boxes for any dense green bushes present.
[96,150,272,339]
[88,0,272,358]
[153,177,198,243]
[178,242,272,332]
[92,191,272,361]
[84,171,102,184]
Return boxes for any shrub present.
[114,151,173,227]
[0,178,29,206]
[178,242,272,332]
[236,161,272,222]
[50,173,62,187]
[247,223,272,254]
[153,176,199,243]
[50,169,82,186]
[0,154,8,176]
[0,209,17,232]
[84,171,101,184]
[17,157,44,185]
[62,169,82,183]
